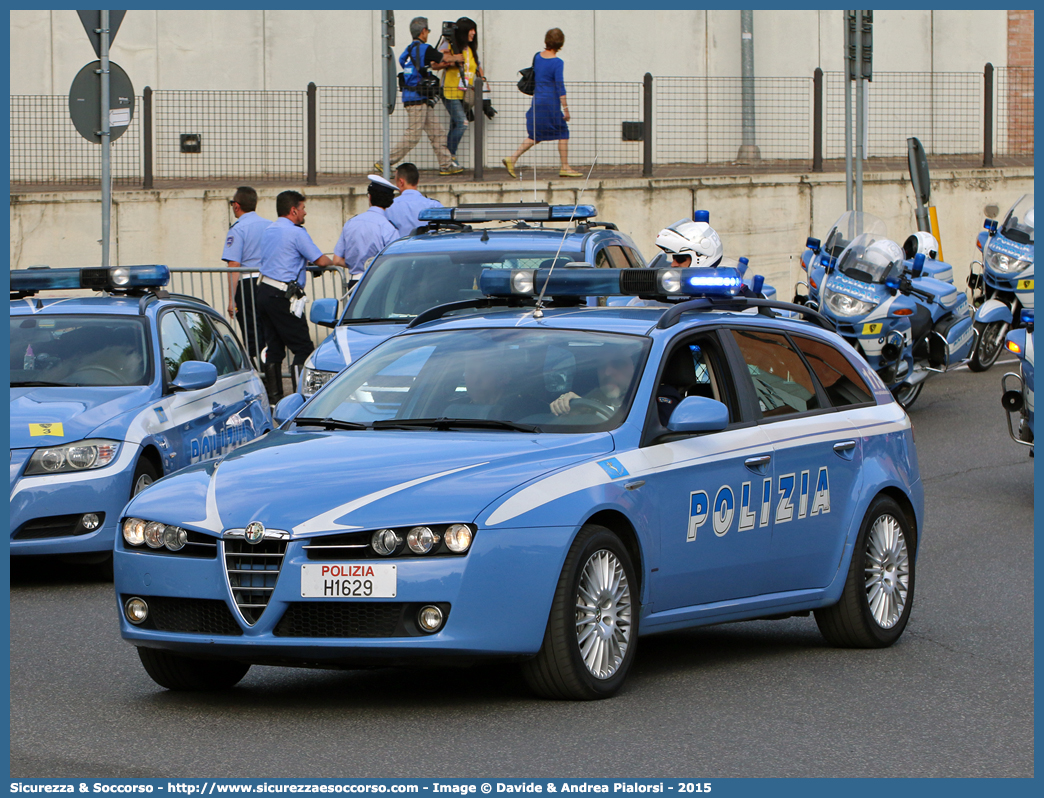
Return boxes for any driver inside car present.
[550,347,637,417]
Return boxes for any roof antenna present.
[532,156,598,319]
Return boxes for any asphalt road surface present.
[10,360,1033,778]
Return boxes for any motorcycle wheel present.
[968,320,1008,372]
[891,382,923,410]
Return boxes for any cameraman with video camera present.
[438,17,495,163]
[383,17,461,176]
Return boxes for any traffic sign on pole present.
[77,10,126,58]
[68,60,135,143]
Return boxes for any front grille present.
[620,269,659,295]
[13,513,104,540]
[123,595,242,636]
[223,538,287,625]
[274,602,406,637]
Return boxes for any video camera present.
[441,20,457,41]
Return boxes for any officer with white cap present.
[333,174,400,286]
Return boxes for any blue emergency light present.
[1020,309,1034,325]
[419,203,597,224]
[479,266,743,299]
[10,264,170,295]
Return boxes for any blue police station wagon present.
[115,266,922,699]
[10,266,272,562]
[300,202,646,396]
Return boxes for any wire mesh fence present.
[10,67,1033,189]
[152,90,306,182]
[995,66,1034,157]
[824,71,983,159]
[655,77,814,166]
[10,95,143,186]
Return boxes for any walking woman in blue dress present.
[503,28,582,178]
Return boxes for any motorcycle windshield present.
[1001,194,1034,245]
[835,233,903,284]
[823,212,888,258]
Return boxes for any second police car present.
[114,265,922,699]
[10,266,271,562]
[299,202,646,396]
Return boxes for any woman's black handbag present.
[517,53,537,95]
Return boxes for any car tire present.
[890,381,923,410]
[968,320,1008,372]
[814,495,916,648]
[522,524,639,700]
[131,457,160,497]
[137,647,250,691]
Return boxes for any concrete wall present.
[11,168,1033,306]
[11,10,1009,95]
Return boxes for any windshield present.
[346,249,581,322]
[835,233,903,284]
[11,315,150,387]
[299,327,650,433]
[1001,194,1034,245]
[823,212,888,258]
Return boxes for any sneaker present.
[373,161,385,174]
[559,167,582,178]
[502,156,517,179]
[440,161,464,175]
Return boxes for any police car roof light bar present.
[418,203,597,224]
[479,266,745,300]
[10,264,171,298]
[655,297,837,331]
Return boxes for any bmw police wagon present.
[115,266,922,699]
[10,266,272,561]
[300,202,646,396]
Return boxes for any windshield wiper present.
[341,317,406,324]
[293,416,370,431]
[371,417,540,432]
[11,381,71,387]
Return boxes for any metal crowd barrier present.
[168,264,351,379]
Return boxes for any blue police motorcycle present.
[798,212,955,309]
[1001,321,1034,454]
[816,232,975,409]
[967,193,1034,372]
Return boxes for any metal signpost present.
[381,11,395,179]
[844,10,872,212]
[72,10,131,268]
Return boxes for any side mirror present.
[273,392,306,425]
[806,236,821,254]
[309,298,339,328]
[910,252,926,278]
[171,361,218,391]
[666,396,730,434]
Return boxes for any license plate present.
[301,563,397,598]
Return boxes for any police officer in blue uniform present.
[221,186,271,366]
[333,175,400,286]
[386,163,444,239]
[257,190,333,404]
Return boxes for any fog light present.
[418,605,444,632]
[124,597,148,624]
[164,525,188,551]
[372,528,401,556]
[123,517,146,546]
[407,526,438,554]
[444,524,473,553]
[144,521,166,548]
[81,513,101,531]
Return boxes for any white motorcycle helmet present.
[655,210,723,268]
[902,231,939,261]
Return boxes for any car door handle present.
[833,440,857,459]
[744,455,771,473]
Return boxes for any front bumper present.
[10,445,139,556]
[114,525,573,664]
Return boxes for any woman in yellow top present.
[440,17,483,167]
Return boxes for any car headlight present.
[24,439,121,475]
[823,286,876,317]
[985,248,1031,274]
[301,360,338,397]
[123,517,191,552]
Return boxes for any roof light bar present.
[419,202,597,224]
[479,267,743,299]
[11,265,170,295]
